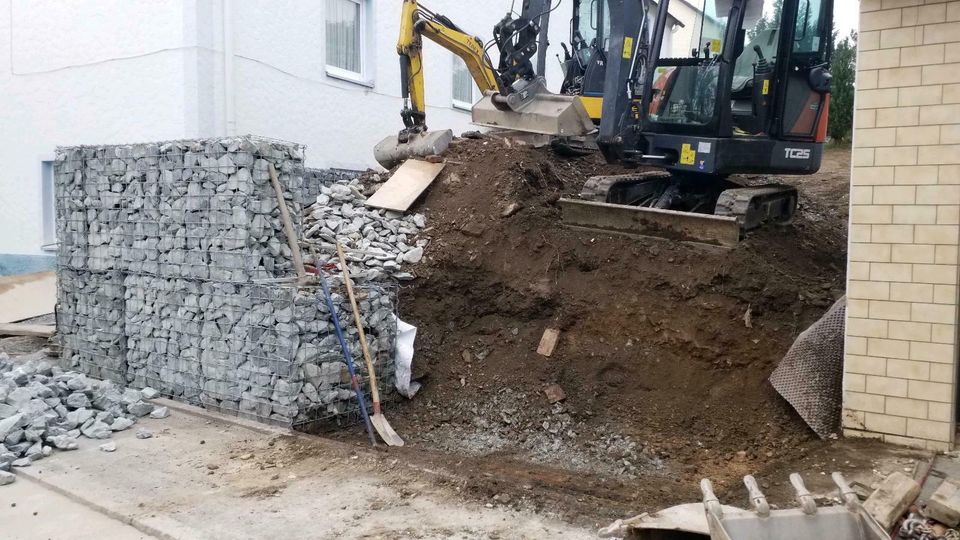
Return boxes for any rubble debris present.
[99,442,116,453]
[926,480,960,527]
[0,354,171,483]
[302,174,428,282]
[135,428,153,440]
[536,328,561,357]
[864,472,921,530]
[0,470,14,485]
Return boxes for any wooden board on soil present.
[0,323,55,337]
[0,272,56,323]
[366,160,445,212]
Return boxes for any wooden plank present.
[0,271,56,324]
[0,323,55,338]
[365,160,445,212]
[268,163,306,278]
[537,328,561,357]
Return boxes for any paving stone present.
[864,471,921,530]
[926,480,960,527]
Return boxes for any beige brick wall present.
[844,0,960,452]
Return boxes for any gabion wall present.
[54,136,396,428]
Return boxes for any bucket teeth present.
[832,472,861,510]
[789,473,818,515]
[700,478,724,519]
[743,475,771,517]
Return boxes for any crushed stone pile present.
[302,175,428,282]
[0,353,170,483]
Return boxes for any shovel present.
[336,241,405,447]
[310,246,376,447]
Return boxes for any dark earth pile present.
[342,136,852,521]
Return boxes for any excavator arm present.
[396,0,502,140]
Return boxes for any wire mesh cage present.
[54,136,400,429]
[55,136,306,283]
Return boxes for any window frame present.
[451,55,475,111]
[40,158,56,251]
[324,0,374,87]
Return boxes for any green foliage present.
[829,30,857,143]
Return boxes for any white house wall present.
[0,0,194,256]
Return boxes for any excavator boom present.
[376,0,594,168]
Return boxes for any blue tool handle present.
[317,270,377,446]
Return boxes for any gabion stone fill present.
[54,136,398,428]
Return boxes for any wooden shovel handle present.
[335,241,381,408]
[268,163,306,278]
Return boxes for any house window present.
[326,0,368,83]
[452,56,474,110]
[41,161,56,250]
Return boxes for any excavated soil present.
[336,138,854,524]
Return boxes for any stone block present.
[864,471,921,530]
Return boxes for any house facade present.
[844,0,960,451]
[0,0,571,259]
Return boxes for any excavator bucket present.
[471,91,595,137]
[374,129,453,170]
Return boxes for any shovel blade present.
[371,413,404,447]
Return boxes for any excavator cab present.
[599,0,834,176]
[561,0,835,246]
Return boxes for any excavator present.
[379,0,834,246]
[562,0,835,246]
[374,0,596,168]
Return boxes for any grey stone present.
[65,392,91,409]
[99,441,117,453]
[11,458,31,468]
[110,417,135,431]
[48,435,79,451]
[0,413,23,441]
[141,387,159,400]
[0,470,14,485]
[126,401,154,417]
[0,403,17,419]
[135,428,153,439]
[80,421,112,440]
[149,407,169,419]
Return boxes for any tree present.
[829,30,857,143]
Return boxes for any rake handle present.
[336,241,382,408]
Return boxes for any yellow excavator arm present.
[396,0,502,136]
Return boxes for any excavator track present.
[714,184,798,231]
[560,174,798,247]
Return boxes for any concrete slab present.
[12,400,594,539]
[2,476,156,539]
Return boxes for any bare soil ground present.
[323,138,871,524]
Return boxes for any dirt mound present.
[380,136,848,516]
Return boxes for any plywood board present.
[0,323,55,338]
[365,160,445,212]
[0,271,56,324]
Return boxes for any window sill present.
[40,243,57,253]
[325,66,374,88]
[452,100,474,112]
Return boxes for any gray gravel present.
[0,353,169,484]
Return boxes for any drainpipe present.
[223,0,236,136]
